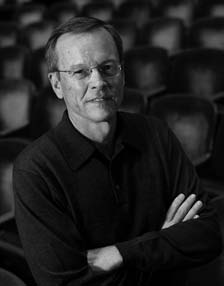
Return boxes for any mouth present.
[87,96,116,103]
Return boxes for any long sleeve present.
[13,168,95,286]
[13,112,223,286]
[116,125,222,273]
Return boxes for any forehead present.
[55,28,119,68]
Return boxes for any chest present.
[65,149,170,247]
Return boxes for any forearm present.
[87,246,123,272]
[116,213,221,272]
[14,169,97,286]
[87,194,222,273]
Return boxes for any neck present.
[68,112,117,144]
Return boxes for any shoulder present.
[14,129,61,174]
[119,111,170,140]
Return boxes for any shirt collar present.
[116,112,146,152]
[51,111,145,171]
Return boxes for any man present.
[13,17,222,286]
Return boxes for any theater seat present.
[0,79,36,138]
[19,21,54,51]
[139,17,186,54]
[189,17,224,51]
[30,86,66,138]
[124,46,169,99]
[0,22,18,48]
[82,2,114,22]
[168,48,224,102]
[0,267,27,286]
[114,1,152,29]
[156,0,194,27]
[149,94,217,166]
[0,45,30,80]
[119,87,145,114]
[110,19,138,52]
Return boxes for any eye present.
[70,68,89,79]
[102,63,114,74]
[100,62,120,76]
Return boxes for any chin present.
[88,108,116,123]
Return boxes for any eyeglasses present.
[54,60,122,81]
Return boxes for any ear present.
[121,69,125,86]
[120,63,125,87]
[48,72,63,99]
[122,69,125,87]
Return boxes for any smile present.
[88,97,115,103]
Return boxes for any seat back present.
[82,2,114,22]
[30,87,66,138]
[111,0,127,9]
[124,46,169,97]
[115,1,152,28]
[211,116,224,181]
[109,19,137,52]
[119,87,145,114]
[0,267,27,286]
[13,4,46,28]
[0,79,35,136]
[0,138,29,216]
[189,17,224,51]
[0,22,18,48]
[0,241,35,285]
[46,3,78,25]
[0,5,16,22]
[140,17,186,54]
[69,0,92,13]
[168,48,224,99]
[156,0,194,27]
[195,0,224,19]
[150,94,217,165]
[0,45,30,80]
[19,21,54,51]
[30,47,49,90]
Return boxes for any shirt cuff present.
[116,231,159,268]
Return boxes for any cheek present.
[65,84,90,112]
[113,77,124,100]
[62,80,87,101]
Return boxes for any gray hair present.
[45,17,123,72]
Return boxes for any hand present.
[162,193,203,229]
[87,245,123,272]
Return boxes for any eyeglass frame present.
[52,60,122,81]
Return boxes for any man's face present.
[49,28,124,125]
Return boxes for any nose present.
[89,67,106,89]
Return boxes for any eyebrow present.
[69,64,86,70]
[68,60,118,70]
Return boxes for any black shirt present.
[13,111,222,286]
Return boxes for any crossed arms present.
[13,119,222,285]
[88,193,203,272]
[13,166,222,286]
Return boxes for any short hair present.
[45,17,123,72]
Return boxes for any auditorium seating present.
[189,17,224,51]
[0,22,18,48]
[149,94,217,165]
[0,2,223,284]
[0,79,36,138]
[0,45,31,80]
[168,48,224,102]
[124,46,169,99]
[139,17,186,54]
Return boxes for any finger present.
[194,214,199,219]
[87,249,99,262]
[165,193,185,221]
[183,201,203,221]
[172,194,197,224]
